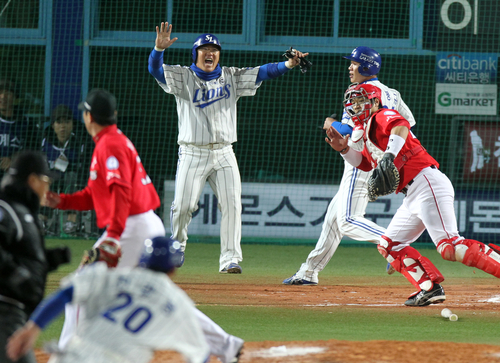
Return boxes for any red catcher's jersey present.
[87,125,160,227]
[358,109,439,193]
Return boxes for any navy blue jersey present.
[0,117,27,157]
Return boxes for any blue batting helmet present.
[192,33,222,62]
[138,237,184,273]
[343,46,382,76]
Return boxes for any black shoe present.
[404,283,446,306]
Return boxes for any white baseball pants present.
[296,161,386,283]
[170,144,242,271]
[384,166,459,248]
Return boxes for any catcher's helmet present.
[343,83,382,124]
[138,236,184,273]
[343,46,381,76]
[192,33,222,63]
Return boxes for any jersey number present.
[102,292,153,333]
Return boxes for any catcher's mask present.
[138,237,184,273]
[343,83,382,125]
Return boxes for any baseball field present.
[38,238,500,363]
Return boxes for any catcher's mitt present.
[80,240,122,268]
[368,153,400,202]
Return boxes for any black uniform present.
[0,182,70,363]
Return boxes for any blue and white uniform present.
[149,48,292,272]
[292,78,415,284]
[31,263,209,363]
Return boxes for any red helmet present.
[343,83,382,124]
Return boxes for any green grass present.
[42,239,500,348]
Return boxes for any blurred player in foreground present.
[6,237,210,363]
[0,151,70,363]
[149,22,309,273]
[44,89,244,362]
[283,46,414,285]
[326,83,500,306]
[43,88,166,349]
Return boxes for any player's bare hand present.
[323,116,336,130]
[44,191,61,208]
[7,321,41,361]
[155,22,178,50]
[325,126,349,152]
[286,49,310,68]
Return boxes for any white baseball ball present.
[441,308,452,318]
[441,308,458,321]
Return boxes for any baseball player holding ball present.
[7,237,210,363]
[149,22,309,273]
[45,89,244,363]
[284,47,414,285]
[326,83,500,306]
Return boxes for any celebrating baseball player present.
[326,83,500,306]
[149,22,309,273]
[6,237,210,363]
[44,89,244,363]
[284,47,414,285]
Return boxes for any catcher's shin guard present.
[387,245,444,291]
[455,240,500,278]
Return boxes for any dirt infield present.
[35,279,500,363]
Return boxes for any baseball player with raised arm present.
[6,237,210,363]
[45,89,244,363]
[326,83,500,306]
[149,22,309,273]
[284,47,414,285]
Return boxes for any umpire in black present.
[0,151,71,363]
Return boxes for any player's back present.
[65,264,208,363]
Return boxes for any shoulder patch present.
[384,111,397,116]
[106,156,119,170]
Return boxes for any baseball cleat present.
[404,283,446,307]
[229,339,244,363]
[220,263,242,274]
[282,274,317,285]
[175,252,185,267]
[386,262,396,275]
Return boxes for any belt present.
[401,165,437,195]
[0,294,25,310]
[194,143,228,150]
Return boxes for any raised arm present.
[148,22,179,84]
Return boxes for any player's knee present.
[377,235,397,259]
[437,238,459,261]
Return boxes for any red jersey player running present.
[44,88,166,349]
[326,83,500,306]
[45,89,164,268]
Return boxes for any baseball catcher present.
[326,82,500,307]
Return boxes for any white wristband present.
[341,146,362,167]
[385,134,406,156]
[285,60,294,69]
[154,46,165,52]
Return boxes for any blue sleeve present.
[148,49,166,84]
[331,121,353,136]
[31,286,74,329]
[256,61,290,83]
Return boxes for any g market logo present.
[438,92,495,107]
